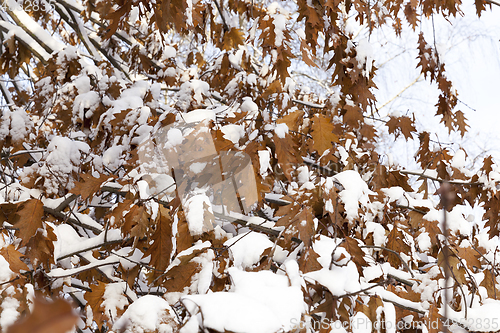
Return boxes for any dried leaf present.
[310,114,339,155]
[143,206,174,278]
[0,245,28,273]
[341,237,367,274]
[7,297,77,333]
[70,173,112,201]
[386,225,411,268]
[11,199,44,247]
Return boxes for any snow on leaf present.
[113,295,179,333]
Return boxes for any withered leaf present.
[70,173,112,201]
[143,206,174,278]
[11,199,44,247]
[0,245,28,273]
[310,114,339,155]
[7,297,77,333]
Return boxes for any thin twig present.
[361,245,415,278]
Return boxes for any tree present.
[0,0,499,331]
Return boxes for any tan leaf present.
[7,297,77,333]
[222,27,245,50]
[122,204,150,239]
[455,246,481,271]
[25,225,57,269]
[341,237,367,274]
[11,199,44,246]
[83,281,107,326]
[143,206,174,279]
[277,110,304,133]
[386,115,417,140]
[70,173,112,201]
[161,248,207,291]
[298,246,323,273]
[273,134,300,181]
[424,304,443,333]
[309,114,339,155]
[480,269,498,298]
[0,245,28,273]
[386,225,411,268]
[176,210,195,254]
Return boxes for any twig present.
[395,204,428,215]
[57,238,125,261]
[484,0,500,6]
[361,245,415,278]
[43,206,103,234]
[399,170,480,186]
[335,279,387,298]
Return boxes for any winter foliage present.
[0,0,500,332]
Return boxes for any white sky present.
[367,3,500,168]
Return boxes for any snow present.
[166,128,184,146]
[182,267,305,333]
[333,170,376,221]
[177,80,210,111]
[0,252,13,283]
[5,0,64,52]
[305,261,361,296]
[423,206,471,236]
[0,107,32,143]
[273,13,287,46]
[183,191,214,235]
[164,45,176,58]
[274,123,289,138]
[451,149,466,169]
[224,232,273,269]
[0,286,20,330]
[240,97,258,113]
[258,149,271,176]
[221,124,245,144]
[181,109,216,123]
[113,295,178,333]
[0,21,51,61]
[445,300,500,332]
[102,145,125,169]
[416,232,432,252]
[102,282,129,321]
[297,165,310,185]
[303,236,362,295]
[363,221,387,247]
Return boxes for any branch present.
[381,297,426,315]
[361,245,415,278]
[57,238,124,261]
[291,99,325,109]
[399,170,480,186]
[0,80,14,112]
[0,21,50,64]
[395,204,428,215]
[334,280,388,298]
[377,74,422,111]
[43,206,103,234]
[484,0,500,7]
